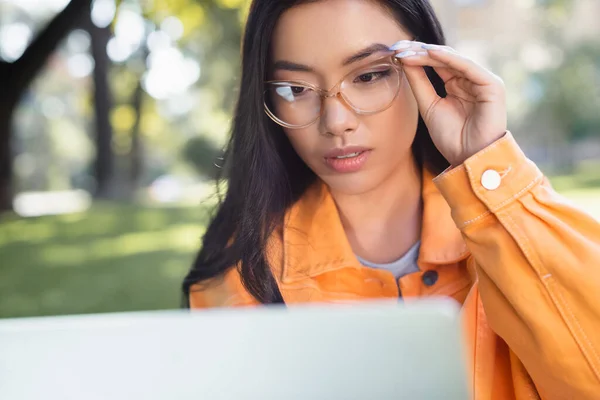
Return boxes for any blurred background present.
[0,0,598,318]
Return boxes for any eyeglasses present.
[264,54,404,129]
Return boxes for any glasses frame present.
[264,53,404,129]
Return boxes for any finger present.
[421,45,494,86]
[394,51,448,68]
[445,77,477,102]
[396,52,468,89]
[396,44,493,86]
[451,76,479,96]
[389,40,456,54]
[431,66,458,83]
[396,52,470,83]
[432,68,476,94]
[389,40,414,51]
[402,64,442,120]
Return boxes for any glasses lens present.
[265,84,321,127]
[340,63,401,113]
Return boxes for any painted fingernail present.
[395,50,417,58]
[421,44,438,50]
[389,41,412,51]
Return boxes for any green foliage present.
[532,41,600,141]
[182,135,223,179]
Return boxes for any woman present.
[183,0,600,398]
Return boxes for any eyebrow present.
[271,43,392,73]
[342,43,391,66]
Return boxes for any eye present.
[358,73,377,82]
[354,69,392,84]
[291,86,306,94]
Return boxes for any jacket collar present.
[280,168,469,284]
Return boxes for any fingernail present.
[389,41,412,51]
[421,44,437,50]
[395,50,417,59]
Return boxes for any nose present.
[319,95,359,137]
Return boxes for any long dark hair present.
[182,0,450,305]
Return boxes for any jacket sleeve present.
[433,132,600,399]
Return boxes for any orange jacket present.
[190,133,600,399]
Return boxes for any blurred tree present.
[116,0,247,184]
[126,3,151,193]
[84,5,119,199]
[530,41,600,171]
[526,0,600,171]
[533,42,600,142]
[0,0,92,212]
[129,54,148,191]
[2,0,250,209]
[182,135,222,180]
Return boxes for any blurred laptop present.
[0,299,469,400]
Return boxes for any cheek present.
[371,80,420,149]
[284,129,320,161]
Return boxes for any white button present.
[481,169,501,190]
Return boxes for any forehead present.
[271,0,410,70]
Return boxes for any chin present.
[319,172,383,196]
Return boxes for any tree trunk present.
[0,96,15,212]
[11,0,93,96]
[130,79,145,190]
[0,0,92,212]
[86,15,116,199]
[129,41,150,191]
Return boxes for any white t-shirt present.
[356,241,421,280]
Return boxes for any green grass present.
[548,163,600,220]
[546,160,600,190]
[0,202,211,319]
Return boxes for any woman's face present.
[270,0,419,195]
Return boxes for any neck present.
[331,155,422,264]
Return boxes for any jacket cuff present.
[433,132,544,228]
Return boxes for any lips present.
[324,146,372,159]
[324,146,372,173]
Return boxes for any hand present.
[391,41,507,166]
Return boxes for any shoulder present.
[189,225,285,309]
[189,266,258,308]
